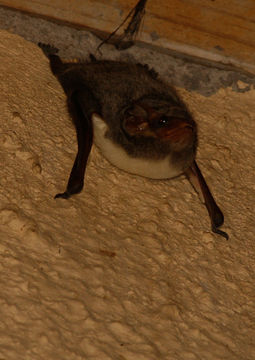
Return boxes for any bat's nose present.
[156,117,195,143]
[167,126,193,143]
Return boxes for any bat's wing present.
[55,88,98,199]
[38,43,101,199]
[185,161,229,239]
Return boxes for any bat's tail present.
[38,43,63,75]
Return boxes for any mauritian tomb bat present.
[38,43,228,239]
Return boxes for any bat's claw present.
[54,191,70,200]
[212,225,229,240]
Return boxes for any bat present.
[38,43,228,239]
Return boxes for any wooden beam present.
[1,0,255,74]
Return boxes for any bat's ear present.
[122,103,155,138]
[126,103,148,118]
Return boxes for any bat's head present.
[122,100,197,152]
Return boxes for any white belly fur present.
[92,114,182,179]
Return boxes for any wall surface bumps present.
[0,30,255,360]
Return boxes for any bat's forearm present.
[185,161,229,240]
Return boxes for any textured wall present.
[1,30,255,359]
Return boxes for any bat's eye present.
[157,117,169,127]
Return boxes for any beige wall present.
[1,30,255,359]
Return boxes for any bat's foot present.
[54,192,70,200]
[211,207,224,228]
[38,43,63,75]
[115,40,134,50]
[38,42,59,57]
[54,181,84,200]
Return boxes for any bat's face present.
[122,102,196,152]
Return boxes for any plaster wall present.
[0,29,255,360]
